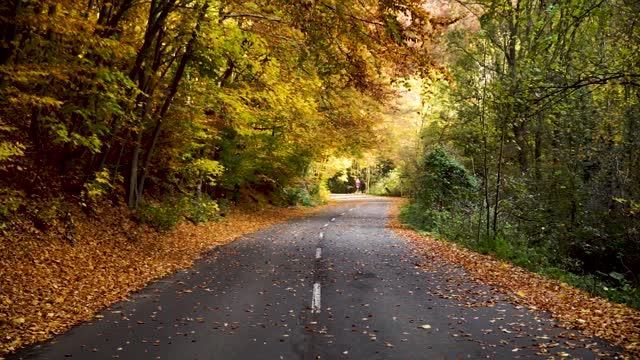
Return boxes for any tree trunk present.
[128,130,143,209]
[513,121,529,173]
[534,115,542,180]
[493,122,506,236]
[124,0,178,209]
[480,39,490,238]
[127,96,152,208]
[136,1,210,202]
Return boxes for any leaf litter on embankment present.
[0,203,326,356]
[388,200,640,358]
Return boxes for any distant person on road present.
[355,178,361,193]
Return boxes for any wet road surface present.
[11,196,621,359]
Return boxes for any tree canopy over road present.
[0,0,448,213]
[1,0,640,354]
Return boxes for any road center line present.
[315,247,322,259]
[312,283,321,313]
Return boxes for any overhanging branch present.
[221,13,282,22]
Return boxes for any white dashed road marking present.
[315,248,322,259]
[312,283,321,313]
[319,232,324,239]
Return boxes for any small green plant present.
[81,169,122,205]
[0,188,22,228]
[137,196,190,231]
[189,195,220,224]
[280,184,326,207]
[217,198,231,216]
[0,140,25,169]
[477,234,511,259]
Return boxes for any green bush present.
[137,194,220,231]
[280,184,327,207]
[0,188,22,220]
[137,198,186,231]
[477,234,511,259]
[369,169,402,196]
[416,147,477,209]
[189,195,220,224]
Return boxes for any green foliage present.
[137,199,187,232]
[400,202,640,308]
[0,141,25,166]
[396,0,640,308]
[24,195,68,230]
[0,188,22,223]
[184,160,224,186]
[189,195,220,224]
[326,169,358,194]
[369,169,402,196]
[81,169,121,205]
[476,234,512,261]
[280,184,327,207]
[1,0,436,220]
[281,187,314,207]
[415,147,477,209]
[137,193,220,231]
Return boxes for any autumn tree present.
[400,0,640,306]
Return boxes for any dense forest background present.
[0,0,447,227]
[381,0,640,308]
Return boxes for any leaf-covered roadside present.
[388,201,640,357]
[0,203,325,356]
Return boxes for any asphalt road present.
[11,195,622,359]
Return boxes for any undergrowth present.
[400,203,640,309]
[280,183,328,207]
[137,194,220,231]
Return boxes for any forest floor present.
[388,200,640,357]
[0,201,326,356]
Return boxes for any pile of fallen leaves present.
[388,202,640,357]
[0,203,324,356]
